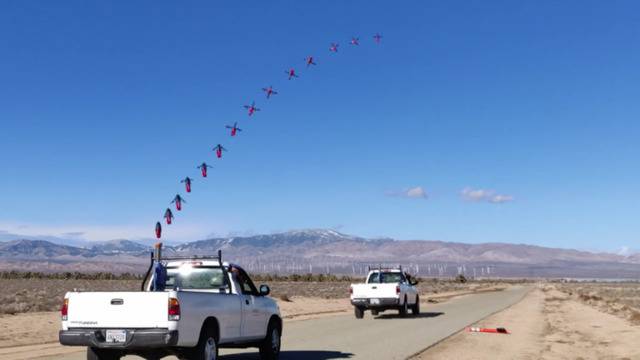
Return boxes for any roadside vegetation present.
[556,281,640,325]
[0,270,526,315]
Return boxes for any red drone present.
[213,144,227,158]
[285,68,299,80]
[350,37,360,46]
[155,222,162,239]
[225,122,242,137]
[329,43,339,53]
[262,86,278,99]
[305,56,317,67]
[244,101,260,116]
[197,162,212,177]
[181,177,193,193]
[171,194,186,211]
[164,208,174,225]
[373,33,383,44]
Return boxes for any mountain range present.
[1,229,639,278]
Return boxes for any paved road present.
[45,286,530,360]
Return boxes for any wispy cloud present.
[386,186,428,200]
[0,220,220,244]
[460,187,514,204]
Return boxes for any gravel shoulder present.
[414,284,640,360]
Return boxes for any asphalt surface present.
[47,286,530,360]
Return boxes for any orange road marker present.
[467,327,510,334]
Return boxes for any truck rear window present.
[367,272,406,284]
[165,267,226,290]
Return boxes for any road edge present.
[405,285,535,360]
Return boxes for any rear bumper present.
[351,298,399,309]
[59,329,178,349]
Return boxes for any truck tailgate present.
[352,283,398,299]
[66,292,169,329]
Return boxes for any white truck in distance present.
[350,267,420,318]
[59,253,282,360]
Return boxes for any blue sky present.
[0,1,638,252]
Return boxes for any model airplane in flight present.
[244,101,260,116]
[197,162,212,177]
[181,177,193,193]
[305,56,317,67]
[262,86,278,99]
[225,122,242,137]
[213,144,227,158]
[171,194,186,211]
[164,208,174,225]
[285,68,299,80]
[155,222,162,239]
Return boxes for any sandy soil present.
[414,285,640,360]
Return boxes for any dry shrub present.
[546,296,568,302]
[579,293,602,302]
[629,310,640,325]
[278,294,292,302]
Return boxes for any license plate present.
[106,330,126,343]
[370,298,380,305]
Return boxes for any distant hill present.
[1,229,639,278]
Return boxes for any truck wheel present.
[87,347,121,360]
[399,296,408,317]
[354,306,364,319]
[190,325,219,360]
[412,296,420,315]
[259,320,281,360]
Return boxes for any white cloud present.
[461,187,514,204]
[489,194,514,204]
[386,186,428,200]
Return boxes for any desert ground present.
[1,278,638,359]
[414,282,640,360]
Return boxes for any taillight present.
[61,298,69,321]
[396,285,400,295]
[168,297,180,321]
[349,286,353,295]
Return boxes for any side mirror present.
[259,284,270,296]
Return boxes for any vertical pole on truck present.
[154,242,163,261]
[141,251,154,291]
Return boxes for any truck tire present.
[87,347,121,360]
[411,295,420,316]
[354,306,365,319]
[190,325,219,360]
[259,319,281,360]
[399,296,408,317]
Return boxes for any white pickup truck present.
[350,267,420,318]
[59,253,282,360]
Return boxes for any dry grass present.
[0,278,140,315]
[557,282,640,325]
[0,276,518,315]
